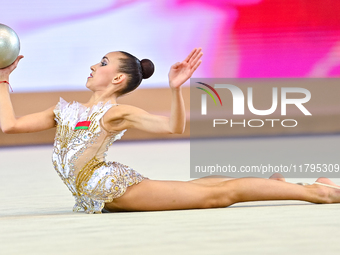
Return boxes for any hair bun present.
[140,59,154,79]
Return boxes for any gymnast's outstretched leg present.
[188,173,286,186]
[103,177,340,212]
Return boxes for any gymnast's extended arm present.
[103,48,203,135]
[0,55,56,134]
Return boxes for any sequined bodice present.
[52,97,126,198]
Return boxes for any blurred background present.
[1,0,340,145]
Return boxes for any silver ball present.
[0,24,20,69]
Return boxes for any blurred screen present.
[2,0,340,92]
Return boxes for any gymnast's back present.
[52,97,147,214]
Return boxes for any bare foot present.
[311,177,340,203]
[269,173,286,182]
[315,177,340,187]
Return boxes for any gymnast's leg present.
[187,173,285,186]
[103,177,340,212]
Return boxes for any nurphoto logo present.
[196,82,312,128]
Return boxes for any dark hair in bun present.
[117,51,155,96]
[140,59,154,79]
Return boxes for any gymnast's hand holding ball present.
[168,48,203,90]
[0,23,24,89]
[0,55,24,79]
[0,55,24,92]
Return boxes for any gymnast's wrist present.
[0,74,9,82]
[170,86,182,92]
[0,80,9,85]
[0,80,13,92]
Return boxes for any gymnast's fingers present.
[183,48,198,63]
[188,48,202,66]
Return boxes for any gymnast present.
[1,48,340,214]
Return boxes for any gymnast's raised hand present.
[168,48,203,89]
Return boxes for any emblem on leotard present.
[74,121,91,130]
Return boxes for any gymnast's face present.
[86,52,126,92]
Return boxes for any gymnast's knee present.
[202,189,235,209]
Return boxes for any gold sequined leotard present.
[52,97,148,214]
